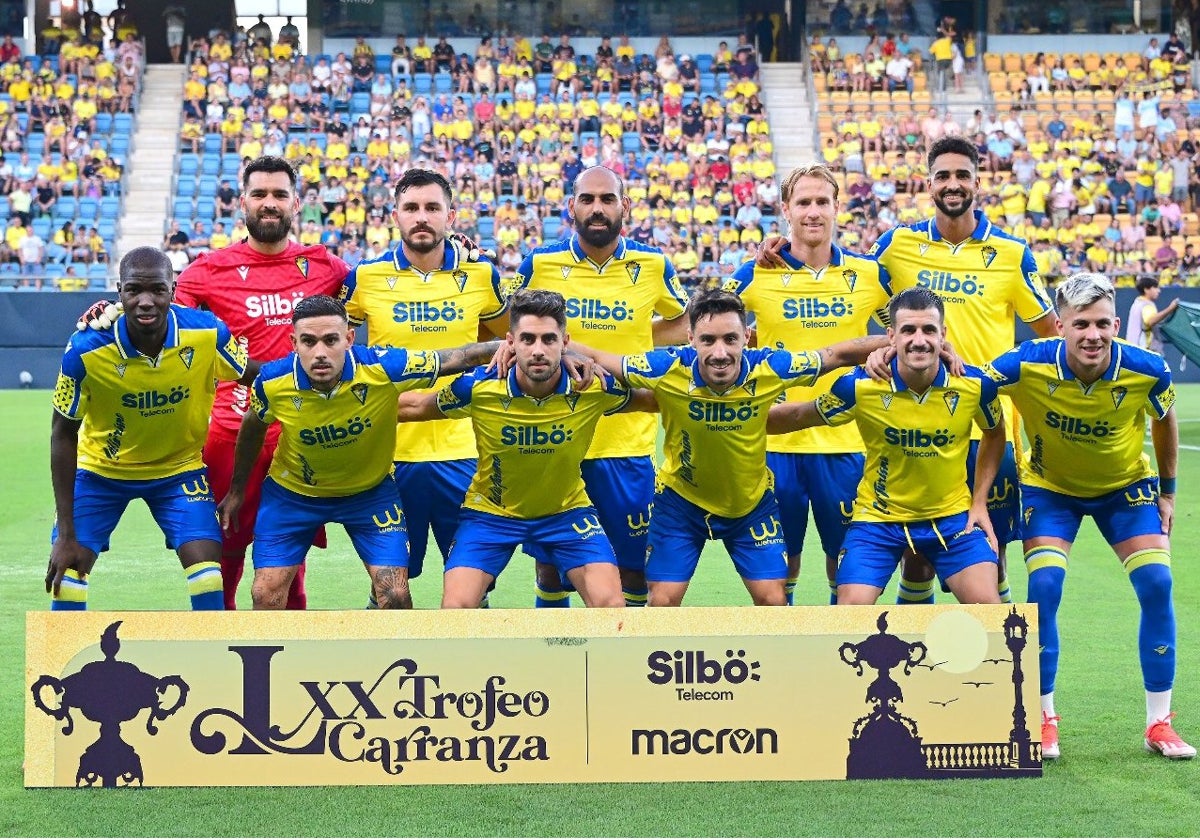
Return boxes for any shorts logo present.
[1124,487,1156,506]
[943,390,960,415]
[988,478,1014,504]
[1023,505,1034,525]
[180,476,211,497]
[749,515,782,542]
[627,508,651,533]
[570,514,604,537]
[351,384,369,405]
[371,504,406,530]
[179,346,195,370]
[1111,386,1128,410]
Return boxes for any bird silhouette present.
[929,698,958,707]
[914,660,949,670]
[962,681,993,688]
[983,657,1011,664]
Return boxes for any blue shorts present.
[526,455,655,572]
[837,512,998,590]
[1021,478,1164,545]
[393,458,474,578]
[645,486,788,583]
[447,506,617,583]
[52,467,222,555]
[253,476,409,569]
[768,451,862,558]
[967,439,1021,545]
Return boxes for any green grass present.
[2,387,1197,837]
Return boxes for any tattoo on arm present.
[437,340,501,376]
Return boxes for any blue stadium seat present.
[77,198,97,219]
[110,136,130,156]
[696,54,713,73]
[97,220,117,239]
[201,155,220,176]
[535,74,552,95]
[196,198,215,219]
[176,179,197,198]
[621,133,641,153]
[197,176,218,197]
[99,197,120,219]
[94,113,113,134]
[56,196,77,217]
[113,114,133,135]
[0,197,9,217]
[374,55,391,74]
[543,217,563,240]
[173,199,194,218]
[32,218,51,239]
[203,133,222,154]
[46,242,68,264]
[476,217,494,239]
[179,154,199,176]
[414,73,433,94]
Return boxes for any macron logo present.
[236,266,249,281]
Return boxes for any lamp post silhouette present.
[1003,606,1038,767]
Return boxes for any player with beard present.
[763,138,1057,605]
[509,165,692,608]
[161,156,352,609]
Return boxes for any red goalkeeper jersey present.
[174,241,349,438]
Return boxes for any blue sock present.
[185,561,225,610]
[997,571,1013,603]
[1126,550,1175,692]
[51,569,88,610]
[828,578,838,605]
[784,576,799,606]
[536,586,570,608]
[1025,548,1067,695]
[897,576,935,605]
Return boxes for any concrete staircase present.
[116,64,186,262]
[759,62,817,176]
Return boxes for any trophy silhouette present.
[31,621,189,787]
[841,611,930,779]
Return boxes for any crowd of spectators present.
[0,17,139,289]
[171,27,780,290]
[815,33,1200,286]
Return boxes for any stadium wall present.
[5,289,1200,389]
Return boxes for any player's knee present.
[751,588,787,607]
[1129,558,1173,606]
[647,585,683,607]
[585,589,625,608]
[251,575,289,610]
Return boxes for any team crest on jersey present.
[1111,386,1128,409]
[1047,382,1060,396]
[113,362,127,378]
[780,272,793,287]
[626,354,653,373]
[452,269,469,292]
[499,394,513,411]
[295,257,309,277]
[981,245,998,268]
[918,243,930,257]
[720,278,740,293]
[880,392,894,410]
[625,262,642,284]
[351,383,369,405]
[564,390,581,412]
[178,346,195,370]
[743,380,757,396]
[816,392,844,416]
[943,390,960,415]
[842,268,858,293]
[236,265,249,281]
[291,397,303,411]
[560,266,572,279]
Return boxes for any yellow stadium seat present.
[817,114,834,134]
[911,89,930,104]
[1145,235,1163,254]
[1083,53,1101,71]
[1187,215,1200,236]
[813,74,827,92]
[994,91,1014,107]
[984,53,1002,73]
[1003,53,1023,73]
[988,71,1007,92]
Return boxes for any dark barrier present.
[3,289,1200,388]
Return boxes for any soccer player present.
[767,287,1006,606]
[725,164,891,604]
[336,169,511,602]
[397,289,645,609]
[48,247,251,610]
[571,288,887,607]
[513,165,691,608]
[218,295,506,610]
[78,156,354,609]
[983,273,1194,760]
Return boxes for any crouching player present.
[397,289,647,609]
[218,295,504,609]
[572,288,887,607]
[768,287,1006,606]
[983,272,1194,760]
[48,247,253,610]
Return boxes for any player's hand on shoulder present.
[448,231,494,262]
[756,235,789,268]
[76,300,123,332]
[485,341,516,377]
[939,340,966,376]
[863,345,896,381]
[563,352,597,390]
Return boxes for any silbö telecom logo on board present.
[633,648,778,758]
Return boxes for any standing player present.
[397,290,643,609]
[725,164,892,604]
[218,296,507,610]
[983,273,1194,760]
[571,288,886,607]
[174,155,352,609]
[48,248,250,610]
[336,169,510,601]
[513,165,691,608]
[768,287,1006,606]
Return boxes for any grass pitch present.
[1,388,1197,836]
